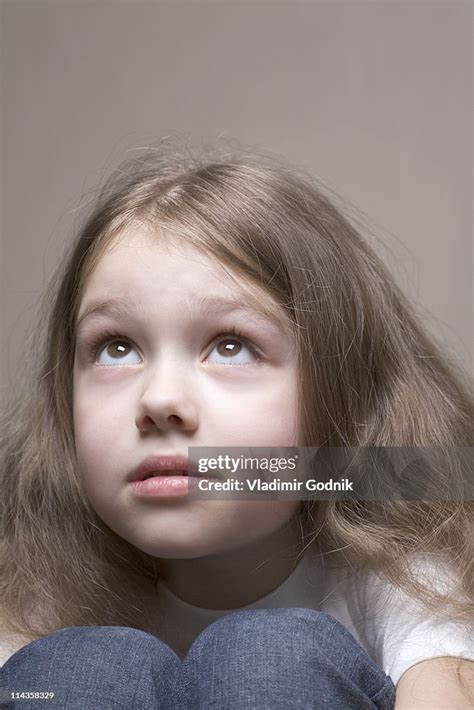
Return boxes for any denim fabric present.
[0,609,396,709]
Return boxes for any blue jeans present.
[1,609,396,709]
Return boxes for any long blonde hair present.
[1,137,472,644]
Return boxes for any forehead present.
[94,229,232,283]
[77,228,292,332]
[83,229,259,302]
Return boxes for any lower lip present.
[130,476,202,498]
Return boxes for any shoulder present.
[352,554,474,687]
[355,552,467,620]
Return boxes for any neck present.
[155,517,305,609]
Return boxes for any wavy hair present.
[1,136,472,647]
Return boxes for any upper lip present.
[128,454,201,482]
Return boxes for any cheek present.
[237,376,299,442]
[73,372,125,436]
[72,386,119,477]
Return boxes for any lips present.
[142,470,187,480]
[129,454,200,482]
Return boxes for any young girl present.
[0,138,472,709]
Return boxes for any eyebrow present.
[76,294,291,334]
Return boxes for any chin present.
[129,538,220,560]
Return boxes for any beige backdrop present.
[1,0,472,405]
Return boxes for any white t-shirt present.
[1,544,472,687]
[145,543,473,687]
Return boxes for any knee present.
[4,626,178,670]
[188,608,360,665]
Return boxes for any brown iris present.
[216,338,242,357]
[106,342,130,359]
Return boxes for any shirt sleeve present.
[355,554,474,687]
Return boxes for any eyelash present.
[84,326,261,365]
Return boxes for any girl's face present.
[73,228,301,559]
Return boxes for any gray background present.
[1,0,472,405]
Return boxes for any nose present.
[135,362,199,434]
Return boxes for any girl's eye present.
[87,328,260,367]
[206,331,259,366]
[94,338,142,366]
